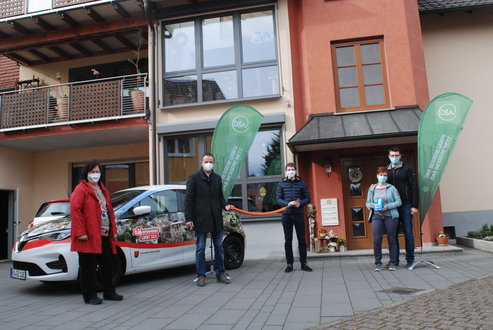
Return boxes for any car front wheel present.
[223,235,244,269]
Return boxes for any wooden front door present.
[341,154,421,250]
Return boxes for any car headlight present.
[40,230,71,241]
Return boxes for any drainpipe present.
[143,0,158,185]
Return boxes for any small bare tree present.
[128,28,144,75]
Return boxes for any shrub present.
[480,224,493,237]
[467,231,483,239]
[484,236,493,242]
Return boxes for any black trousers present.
[77,237,115,300]
[281,213,307,265]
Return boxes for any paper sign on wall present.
[320,198,339,226]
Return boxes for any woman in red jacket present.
[70,161,122,305]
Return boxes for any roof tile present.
[419,0,493,12]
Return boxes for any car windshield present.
[35,202,70,217]
[111,190,144,211]
[27,216,72,237]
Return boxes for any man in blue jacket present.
[276,162,312,272]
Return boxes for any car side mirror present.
[133,205,151,216]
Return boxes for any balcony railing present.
[0,73,147,132]
[0,0,109,19]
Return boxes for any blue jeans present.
[396,204,415,265]
[281,213,307,265]
[195,232,224,277]
[372,214,398,267]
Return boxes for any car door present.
[122,190,185,268]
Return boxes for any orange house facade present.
[286,0,443,250]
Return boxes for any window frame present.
[331,38,389,112]
[167,137,196,157]
[160,6,280,108]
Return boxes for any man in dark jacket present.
[276,162,312,273]
[387,147,419,269]
[185,153,232,287]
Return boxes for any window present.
[71,161,149,193]
[332,39,388,112]
[162,8,279,107]
[167,137,195,157]
[136,190,179,215]
[163,128,283,219]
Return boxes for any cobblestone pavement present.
[1,246,493,329]
[313,274,493,330]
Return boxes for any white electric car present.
[11,185,245,283]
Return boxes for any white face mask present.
[87,173,101,183]
[286,170,296,178]
[203,162,214,171]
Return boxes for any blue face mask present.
[377,175,387,183]
[389,157,400,165]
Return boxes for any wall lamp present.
[323,158,332,175]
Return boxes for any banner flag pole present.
[410,93,473,270]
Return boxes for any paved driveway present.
[1,247,492,329]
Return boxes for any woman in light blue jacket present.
[366,167,402,271]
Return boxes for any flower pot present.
[436,236,449,246]
[57,97,68,120]
[339,245,345,252]
[131,90,145,111]
[329,246,336,253]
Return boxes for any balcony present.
[0,0,109,19]
[0,73,147,133]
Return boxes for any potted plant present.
[338,236,346,252]
[128,31,145,111]
[328,242,338,252]
[436,231,449,246]
[130,88,145,111]
[318,229,327,238]
[54,72,68,120]
[57,94,68,120]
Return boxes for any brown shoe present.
[216,274,230,284]
[197,276,206,287]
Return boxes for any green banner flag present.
[211,105,264,199]
[418,93,473,223]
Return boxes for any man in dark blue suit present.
[276,162,312,273]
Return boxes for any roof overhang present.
[0,0,149,66]
[287,106,422,153]
[157,112,285,135]
[418,0,493,13]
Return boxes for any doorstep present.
[307,242,463,259]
